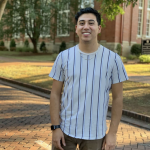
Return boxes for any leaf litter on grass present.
[109,81,150,116]
[0,64,53,89]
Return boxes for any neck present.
[78,41,100,53]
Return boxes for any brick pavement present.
[0,84,150,150]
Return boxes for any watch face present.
[51,126,54,130]
[51,125,60,130]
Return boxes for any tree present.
[0,0,60,53]
[96,0,138,26]
[0,0,8,21]
[49,0,82,45]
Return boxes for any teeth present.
[83,33,90,35]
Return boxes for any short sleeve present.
[112,54,129,84]
[49,52,64,82]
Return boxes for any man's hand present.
[102,133,116,150]
[52,128,66,150]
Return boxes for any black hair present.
[75,7,101,25]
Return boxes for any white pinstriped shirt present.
[49,45,128,140]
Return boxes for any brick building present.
[2,0,150,56]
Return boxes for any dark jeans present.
[52,133,105,150]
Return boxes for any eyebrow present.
[79,19,95,22]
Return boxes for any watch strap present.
[51,125,60,130]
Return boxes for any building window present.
[137,0,143,36]
[146,0,150,36]
[13,2,20,38]
[81,0,94,8]
[57,1,70,36]
[40,14,50,37]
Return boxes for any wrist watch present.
[51,125,60,130]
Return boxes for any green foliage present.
[127,54,138,60]
[139,55,150,63]
[16,47,34,52]
[24,39,29,47]
[0,41,4,46]
[40,41,46,52]
[120,56,127,63]
[116,43,122,56]
[59,41,66,53]
[1,0,56,53]
[10,39,16,48]
[97,0,138,27]
[131,44,141,56]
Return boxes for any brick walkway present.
[0,84,150,150]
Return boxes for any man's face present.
[75,13,101,43]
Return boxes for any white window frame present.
[81,0,94,8]
[146,0,150,37]
[57,2,70,37]
[40,13,51,38]
[25,10,35,38]
[137,0,144,37]
[12,2,20,38]
[13,15,20,38]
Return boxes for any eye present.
[80,22,84,25]
[89,22,94,25]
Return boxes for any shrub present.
[59,41,66,53]
[139,55,150,63]
[131,44,141,56]
[116,43,122,56]
[10,39,16,48]
[120,56,127,63]
[40,41,47,52]
[0,46,8,51]
[0,41,4,46]
[16,47,34,52]
[16,47,23,52]
[127,54,138,60]
[24,39,29,47]
[23,47,34,52]
[10,47,16,51]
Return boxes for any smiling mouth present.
[83,33,90,35]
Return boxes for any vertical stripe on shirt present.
[89,54,96,139]
[115,54,121,82]
[122,63,128,80]
[103,51,111,134]
[96,48,104,139]
[75,55,82,137]
[63,49,70,132]
[82,55,89,138]
[69,47,76,135]
[52,54,61,78]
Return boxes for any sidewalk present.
[0,84,150,150]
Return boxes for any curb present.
[0,76,150,124]
[108,106,150,123]
[0,76,50,94]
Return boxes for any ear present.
[75,25,77,33]
[98,25,102,34]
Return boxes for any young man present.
[49,7,128,150]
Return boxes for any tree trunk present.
[31,38,38,53]
[0,0,8,21]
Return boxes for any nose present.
[83,22,89,29]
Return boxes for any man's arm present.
[102,82,123,150]
[50,79,66,150]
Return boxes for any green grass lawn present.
[124,64,150,76]
[0,51,58,62]
[0,64,53,89]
